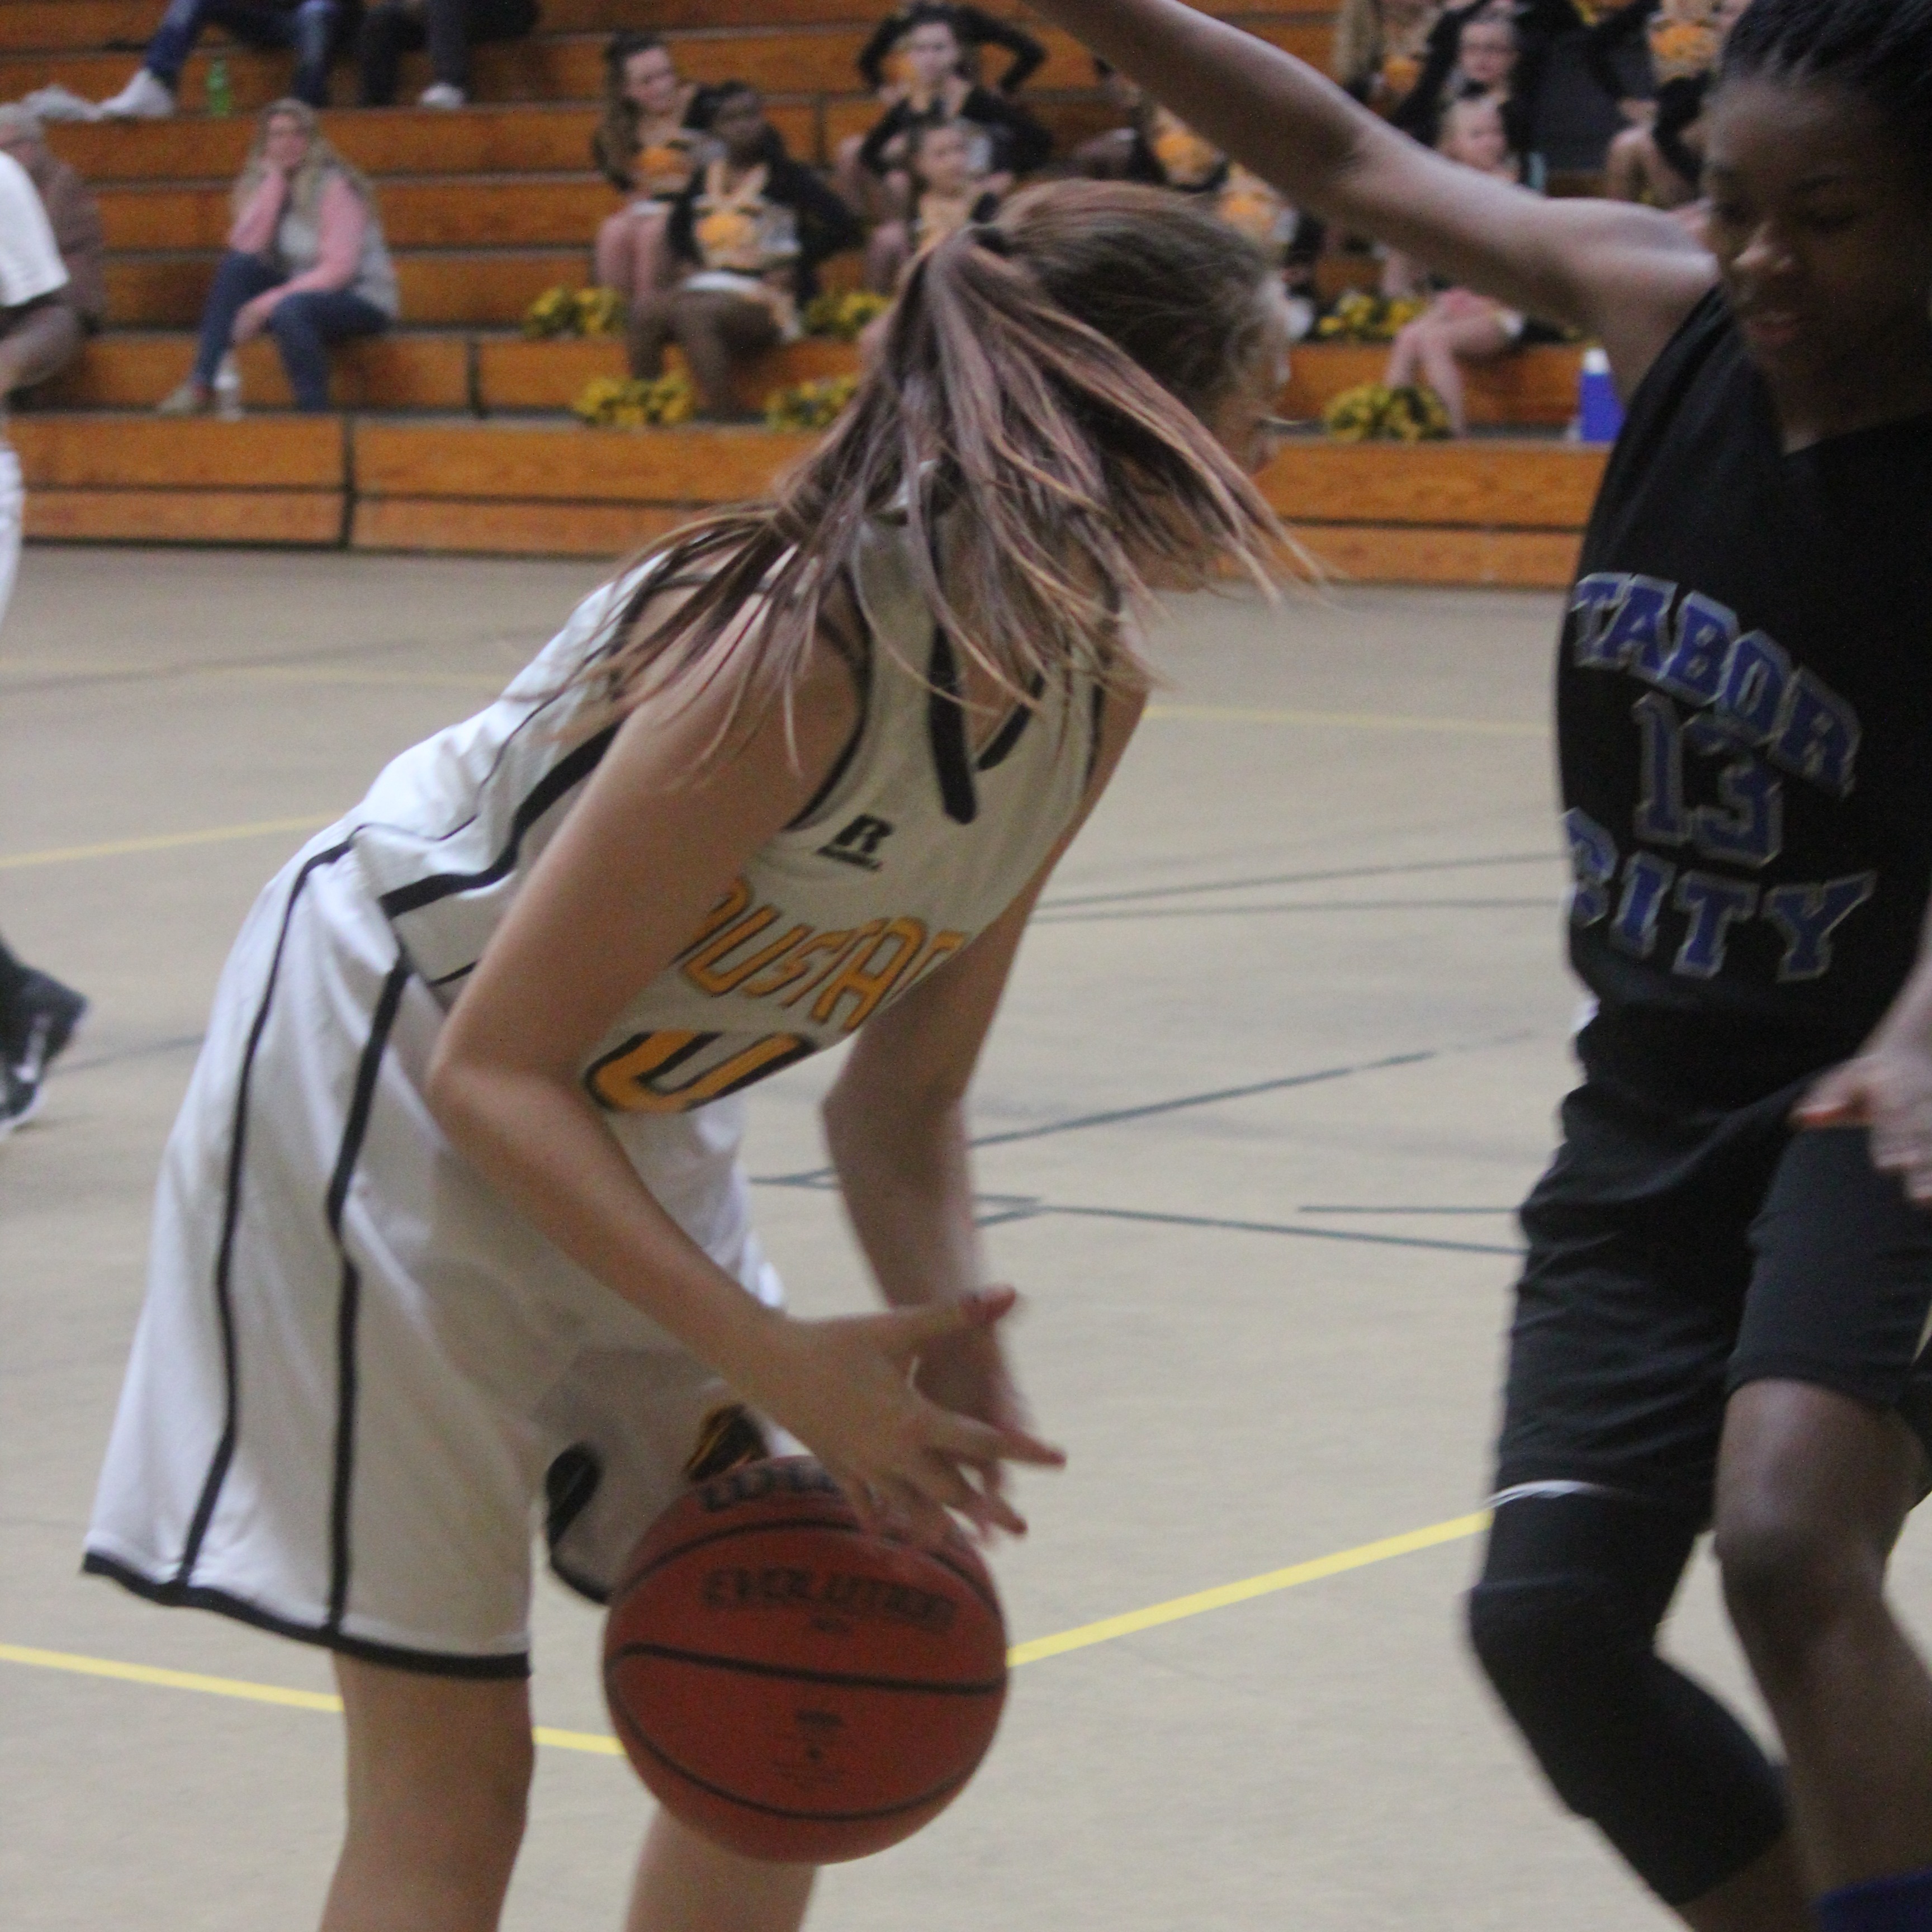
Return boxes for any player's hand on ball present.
[1795,1042,1932,1202]
[756,1287,1064,1543]
[915,1307,1036,1538]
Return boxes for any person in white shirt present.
[0,149,88,1134]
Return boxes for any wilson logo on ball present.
[700,1563,960,1633]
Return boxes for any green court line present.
[0,1509,1488,1752]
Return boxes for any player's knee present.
[1467,1573,1651,1820]
[1714,1495,1874,1665]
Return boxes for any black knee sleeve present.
[1467,1494,1786,1906]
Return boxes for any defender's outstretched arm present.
[1027,0,1715,389]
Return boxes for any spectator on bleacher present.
[1332,0,1443,111]
[0,108,106,354]
[1411,3,1582,158]
[98,0,346,119]
[864,119,1000,292]
[159,100,398,416]
[1071,69,1315,332]
[628,82,860,419]
[837,6,1050,222]
[855,1,1045,97]
[591,33,715,315]
[1380,91,1529,431]
[0,146,88,1135]
[357,0,541,110]
[1590,0,1744,210]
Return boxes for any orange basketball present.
[603,1457,1009,1863]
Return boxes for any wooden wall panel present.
[25,487,345,546]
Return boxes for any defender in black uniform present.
[1002,1,1932,1928]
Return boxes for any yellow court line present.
[1004,1510,1489,1665]
[0,816,335,872]
[1144,702,1543,737]
[0,1510,1488,1751]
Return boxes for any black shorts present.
[1494,1076,1932,1521]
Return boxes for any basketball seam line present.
[605,1640,1006,1697]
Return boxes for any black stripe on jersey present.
[82,1551,532,1680]
[175,836,357,1588]
[324,953,413,1634]
[377,722,619,920]
[784,569,875,832]
[1085,681,1107,790]
[975,670,1045,773]
[926,627,978,825]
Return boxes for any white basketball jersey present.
[349,522,1101,1115]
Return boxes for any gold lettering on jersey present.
[809,917,926,1030]
[684,907,814,996]
[588,1028,814,1113]
[780,921,885,1008]
[594,879,979,1112]
[676,878,753,962]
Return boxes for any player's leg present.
[1469,1082,1808,1926]
[322,1659,534,1932]
[1713,1123,1932,1906]
[1717,1385,1929,1888]
[1470,1491,1802,1930]
[624,1812,814,1932]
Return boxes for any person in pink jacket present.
[160,98,400,416]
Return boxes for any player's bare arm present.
[1798,903,1932,1202]
[426,622,1054,1535]
[1020,0,1717,391]
[822,681,1145,1528]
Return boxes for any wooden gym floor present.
[4,547,1927,1930]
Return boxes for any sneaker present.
[6,969,87,1087]
[0,1061,39,1139]
[212,353,244,421]
[417,81,466,109]
[98,68,176,120]
[157,378,212,416]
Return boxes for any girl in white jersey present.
[86,178,1294,1932]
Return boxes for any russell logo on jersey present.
[816,815,896,871]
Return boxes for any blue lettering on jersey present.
[1762,875,1877,982]
[1564,576,1873,987]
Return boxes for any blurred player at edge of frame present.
[1013,0,1932,1928]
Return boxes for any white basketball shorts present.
[85,828,785,1678]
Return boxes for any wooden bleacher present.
[13,0,1598,587]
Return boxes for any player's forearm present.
[1864,908,1932,1055]
[1018,0,1374,212]
[426,1057,787,1383]
[822,1081,987,1312]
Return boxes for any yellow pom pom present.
[574,287,626,337]
[764,372,860,432]
[803,290,892,342]
[1323,381,1390,441]
[571,371,695,428]
[524,286,581,340]
[1383,383,1452,441]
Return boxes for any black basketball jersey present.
[1560,288,1932,1108]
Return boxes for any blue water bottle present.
[1578,345,1623,444]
